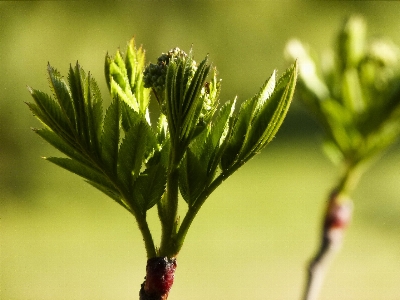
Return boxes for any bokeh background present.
[2,1,400,299]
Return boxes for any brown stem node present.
[140,257,177,300]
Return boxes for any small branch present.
[302,191,353,300]
[134,212,157,259]
[302,161,362,300]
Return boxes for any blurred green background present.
[2,1,400,299]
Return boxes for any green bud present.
[143,47,197,110]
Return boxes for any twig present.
[302,190,353,300]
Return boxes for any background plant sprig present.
[286,16,400,173]
[286,15,400,300]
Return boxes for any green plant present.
[286,15,400,300]
[27,37,297,299]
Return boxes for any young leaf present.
[220,63,297,170]
[165,61,179,138]
[110,75,138,112]
[33,128,92,167]
[47,64,76,130]
[68,63,90,146]
[220,97,255,170]
[133,163,167,213]
[205,100,236,174]
[27,88,74,138]
[240,62,297,158]
[101,97,120,174]
[117,120,152,190]
[87,181,129,210]
[179,148,208,206]
[181,57,210,140]
[179,100,236,206]
[46,157,118,196]
[85,73,103,157]
[126,39,149,113]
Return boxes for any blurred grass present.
[2,1,400,299]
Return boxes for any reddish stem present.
[140,257,177,300]
[303,190,353,300]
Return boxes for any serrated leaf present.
[182,57,207,116]
[26,101,55,132]
[107,42,150,115]
[85,73,103,156]
[117,120,150,189]
[47,64,76,130]
[220,97,255,170]
[190,100,236,177]
[210,100,236,148]
[133,163,167,213]
[181,57,210,139]
[181,102,236,203]
[239,63,297,159]
[205,100,236,175]
[46,157,118,195]
[114,50,128,78]
[125,38,150,114]
[254,70,276,111]
[110,75,138,112]
[120,100,141,133]
[28,88,74,138]
[86,181,128,210]
[125,39,137,88]
[165,62,179,137]
[101,97,120,173]
[34,128,92,167]
[179,149,208,206]
[68,63,91,146]
[109,60,127,90]
[104,54,112,91]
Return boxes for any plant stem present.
[140,257,177,300]
[302,162,361,300]
[159,149,181,257]
[135,212,158,259]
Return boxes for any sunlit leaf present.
[117,120,151,189]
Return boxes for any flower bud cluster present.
[143,47,196,96]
